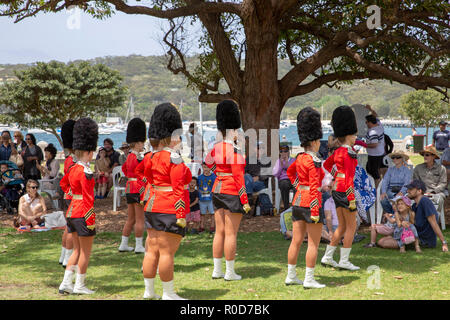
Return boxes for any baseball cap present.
[439,120,447,125]
[405,180,427,193]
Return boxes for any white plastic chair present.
[383,155,394,168]
[112,166,126,211]
[428,194,446,230]
[186,162,203,177]
[367,174,377,225]
[375,177,383,224]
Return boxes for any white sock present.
[162,280,175,295]
[135,237,143,247]
[144,278,155,294]
[213,258,223,273]
[305,267,315,281]
[225,260,236,274]
[121,236,129,246]
[287,264,297,278]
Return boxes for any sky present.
[0,7,198,65]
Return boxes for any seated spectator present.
[272,144,295,210]
[406,180,447,251]
[15,180,47,229]
[392,196,421,253]
[21,133,44,181]
[364,211,396,248]
[245,144,267,197]
[440,146,450,195]
[118,142,130,165]
[96,138,120,195]
[413,146,447,214]
[0,131,18,162]
[94,147,111,199]
[380,150,412,215]
[37,144,60,188]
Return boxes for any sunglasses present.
[25,138,32,141]
[423,153,433,157]
[29,186,38,190]
[391,156,402,159]
[280,150,289,153]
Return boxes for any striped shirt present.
[366,120,385,156]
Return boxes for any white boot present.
[285,264,302,285]
[212,258,225,279]
[62,249,73,268]
[337,247,360,271]
[224,260,242,281]
[143,278,161,299]
[303,267,326,289]
[73,273,95,295]
[58,269,75,294]
[134,237,145,254]
[59,247,66,265]
[118,236,134,252]
[321,245,338,268]
[161,280,186,300]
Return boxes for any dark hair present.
[1,130,11,138]
[365,115,377,124]
[103,138,114,146]
[191,176,198,181]
[44,143,57,159]
[26,133,36,145]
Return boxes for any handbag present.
[9,153,24,167]
[401,227,415,245]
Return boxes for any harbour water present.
[9,124,438,151]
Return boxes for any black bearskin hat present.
[331,105,358,138]
[297,107,322,145]
[72,118,98,152]
[61,119,76,150]
[216,100,241,131]
[126,117,146,143]
[148,103,182,140]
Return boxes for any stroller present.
[0,160,26,215]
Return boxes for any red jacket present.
[142,149,192,219]
[136,152,151,202]
[287,152,324,217]
[63,154,76,200]
[323,145,357,202]
[60,162,96,228]
[204,141,248,205]
[122,151,146,197]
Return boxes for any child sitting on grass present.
[392,196,421,253]
[187,177,201,234]
[94,147,111,199]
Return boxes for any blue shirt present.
[433,129,450,151]
[412,196,439,248]
[0,144,12,161]
[441,147,450,170]
[197,173,216,202]
[381,165,413,195]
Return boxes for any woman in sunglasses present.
[16,180,47,229]
[273,144,295,211]
[378,151,412,217]
[21,133,44,181]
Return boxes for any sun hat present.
[419,145,440,159]
[389,150,409,161]
[391,195,412,207]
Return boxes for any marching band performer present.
[59,119,76,268]
[119,118,147,254]
[58,118,99,294]
[320,106,360,271]
[205,100,251,281]
[285,107,326,289]
[141,103,191,300]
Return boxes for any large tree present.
[0,60,127,147]
[1,0,448,133]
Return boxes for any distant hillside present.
[0,55,414,122]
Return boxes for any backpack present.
[384,134,394,155]
[257,193,273,216]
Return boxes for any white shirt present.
[366,120,385,156]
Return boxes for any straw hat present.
[389,150,409,161]
[419,145,440,159]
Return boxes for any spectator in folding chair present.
[272,144,295,211]
[413,146,447,215]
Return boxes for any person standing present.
[58,118,98,295]
[364,105,385,186]
[285,107,326,289]
[0,131,17,162]
[58,120,76,268]
[141,103,191,300]
[205,100,251,281]
[22,133,44,181]
[119,118,147,254]
[432,121,449,153]
[197,163,216,233]
[321,106,360,271]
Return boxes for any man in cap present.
[406,180,447,252]
[432,120,449,153]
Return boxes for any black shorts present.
[292,206,324,224]
[126,193,140,204]
[366,155,384,180]
[66,217,96,237]
[332,191,357,212]
[212,193,244,214]
[145,212,185,237]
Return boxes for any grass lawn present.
[0,227,449,300]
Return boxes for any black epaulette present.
[84,166,94,180]
[347,147,357,159]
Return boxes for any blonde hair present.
[26,179,41,199]
[14,131,24,141]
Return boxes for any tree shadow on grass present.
[177,288,229,300]
[314,275,360,287]
[236,265,281,279]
